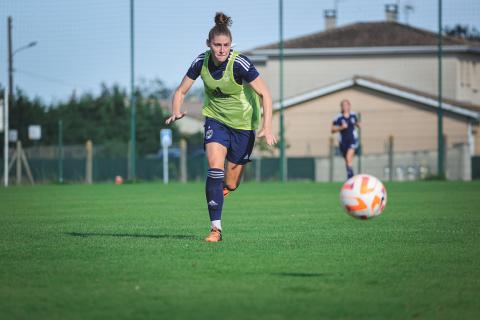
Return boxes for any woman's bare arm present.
[248,76,277,146]
[165,76,195,125]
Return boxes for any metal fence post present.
[255,157,261,182]
[180,138,187,183]
[129,0,136,180]
[437,0,444,177]
[58,120,64,183]
[443,134,447,178]
[357,112,362,174]
[86,140,93,184]
[329,136,334,182]
[278,0,286,182]
[388,135,394,181]
[3,91,9,187]
[16,141,21,185]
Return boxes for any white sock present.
[211,220,222,231]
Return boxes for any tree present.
[444,24,480,42]
[2,81,180,156]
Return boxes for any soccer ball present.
[340,174,387,219]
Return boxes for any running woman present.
[166,12,276,242]
[331,99,361,179]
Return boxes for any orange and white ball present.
[340,174,387,219]
[115,175,124,185]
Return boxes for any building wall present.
[253,53,468,104]
[315,145,471,181]
[474,124,480,155]
[457,54,480,103]
[268,87,473,157]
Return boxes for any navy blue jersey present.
[186,50,259,85]
[333,112,358,145]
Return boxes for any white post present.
[85,140,93,184]
[179,138,187,183]
[163,144,168,184]
[160,129,172,185]
[3,90,9,187]
[468,122,474,156]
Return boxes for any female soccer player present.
[166,12,276,242]
[331,99,361,179]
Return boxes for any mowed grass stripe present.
[1,182,479,320]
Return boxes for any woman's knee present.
[206,143,227,168]
[225,181,240,191]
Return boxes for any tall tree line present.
[1,80,180,156]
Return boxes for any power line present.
[15,68,83,88]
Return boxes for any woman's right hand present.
[165,112,187,125]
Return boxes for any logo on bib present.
[205,129,213,140]
[212,87,230,99]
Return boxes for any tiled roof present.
[255,21,477,50]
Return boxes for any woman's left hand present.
[257,129,277,146]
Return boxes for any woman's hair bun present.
[214,12,232,27]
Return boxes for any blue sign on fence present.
[160,129,172,147]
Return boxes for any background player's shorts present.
[204,117,256,165]
[339,140,358,157]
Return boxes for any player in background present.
[331,99,361,179]
[166,12,276,242]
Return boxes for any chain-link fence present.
[1,0,479,184]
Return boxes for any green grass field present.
[1,181,479,319]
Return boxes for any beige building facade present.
[265,77,479,157]
[253,51,480,106]
[246,20,480,160]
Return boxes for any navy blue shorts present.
[339,140,358,157]
[204,117,256,165]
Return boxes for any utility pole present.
[3,91,9,187]
[129,0,136,180]
[8,16,13,122]
[4,17,13,187]
[279,0,286,182]
[58,120,64,183]
[4,17,37,187]
[7,16,37,158]
[437,0,444,177]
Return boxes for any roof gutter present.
[251,45,480,57]
[272,77,480,121]
[273,79,354,110]
[356,78,480,121]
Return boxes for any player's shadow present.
[273,272,325,277]
[65,232,197,240]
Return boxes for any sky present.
[1,0,479,104]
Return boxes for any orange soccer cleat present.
[205,227,222,242]
[223,187,230,198]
